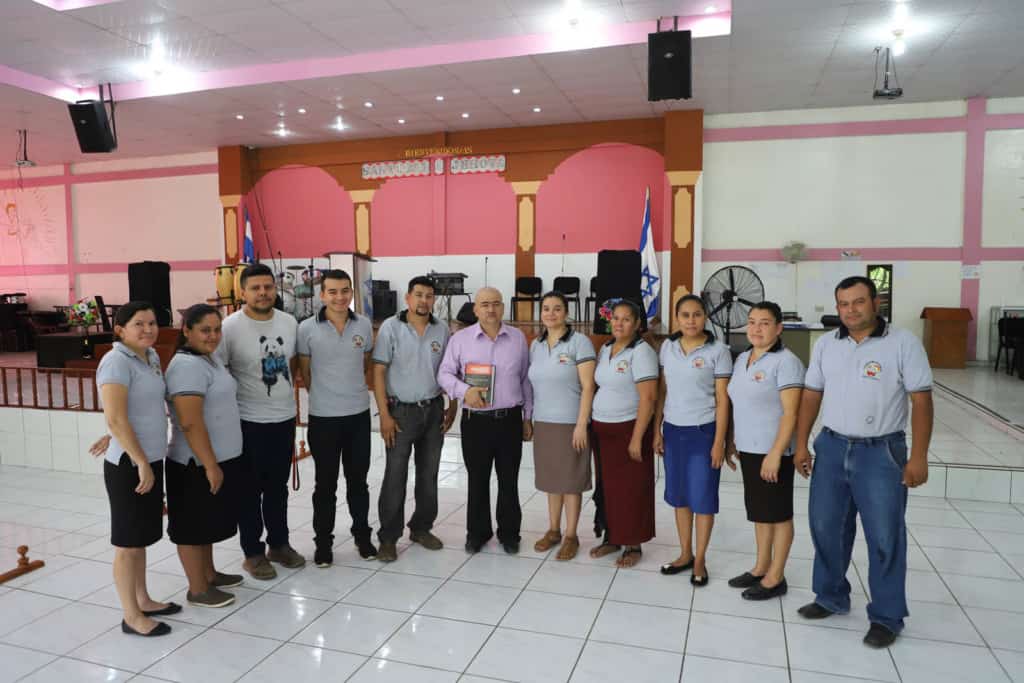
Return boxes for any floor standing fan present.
[702,265,765,341]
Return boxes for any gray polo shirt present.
[297,309,373,417]
[728,341,805,455]
[528,330,597,425]
[660,334,733,427]
[165,351,244,465]
[592,338,659,423]
[372,311,449,403]
[804,318,932,437]
[216,309,298,423]
[96,342,168,465]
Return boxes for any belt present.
[821,426,905,445]
[389,395,442,408]
[464,406,520,419]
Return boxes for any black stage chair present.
[995,317,1024,375]
[510,276,543,321]
[584,276,599,323]
[553,276,582,321]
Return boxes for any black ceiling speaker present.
[648,25,692,102]
[68,83,118,153]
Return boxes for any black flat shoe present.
[797,602,835,620]
[142,602,181,617]
[742,579,788,600]
[122,620,171,637]
[727,572,765,589]
[863,623,897,648]
[660,558,694,575]
[690,570,709,587]
[465,539,484,554]
[501,540,520,555]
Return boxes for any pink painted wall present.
[536,143,667,253]
[371,176,436,257]
[445,174,517,255]
[244,166,355,259]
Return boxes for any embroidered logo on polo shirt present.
[752,371,766,383]
[352,335,365,349]
[430,340,442,354]
[558,353,571,365]
[692,357,705,369]
[863,361,882,380]
[615,360,630,374]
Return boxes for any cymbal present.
[286,265,306,271]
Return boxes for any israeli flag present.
[639,187,660,321]
[243,207,255,263]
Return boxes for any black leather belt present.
[389,395,442,408]
[464,407,520,419]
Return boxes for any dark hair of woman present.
[113,301,156,340]
[176,303,221,351]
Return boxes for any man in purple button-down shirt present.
[438,287,533,554]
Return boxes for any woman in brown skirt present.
[527,292,597,560]
[589,300,659,568]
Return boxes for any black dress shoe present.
[727,572,765,589]
[465,539,484,554]
[122,620,171,637]
[142,602,181,617]
[660,559,694,575]
[797,602,835,620]
[501,540,520,555]
[863,623,897,648]
[356,539,378,560]
[742,579,788,601]
[690,569,709,587]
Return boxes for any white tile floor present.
[1,434,1023,683]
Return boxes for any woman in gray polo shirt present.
[590,300,659,568]
[527,291,596,561]
[726,301,804,600]
[97,302,175,638]
[165,304,246,609]
[653,295,733,586]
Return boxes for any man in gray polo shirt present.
[297,269,376,567]
[372,276,458,562]
[794,275,933,649]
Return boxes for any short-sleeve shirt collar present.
[317,308,358,323]
[538,328,574,343]
[398,309,439,325]
[472,322,510,339]
[604,333,643,350]
[837,316,888,340]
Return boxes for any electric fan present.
[702,265,765,340]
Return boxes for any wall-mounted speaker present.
[647,30,692,102]
[128,261,171,327]
[372,290,397,321]
[68,100,117,153]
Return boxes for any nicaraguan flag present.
[639,187,660,321]
[243,207,255,263]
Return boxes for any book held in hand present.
[464,363,495,405]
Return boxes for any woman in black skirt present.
[165,304,246,608]
[726,301,805,600]
[97,302,176,637]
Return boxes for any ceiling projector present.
[873,86,903,100]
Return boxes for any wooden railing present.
[0,366,101,412]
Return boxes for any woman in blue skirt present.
[653,295,733,586]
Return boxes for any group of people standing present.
[96,266,932,651]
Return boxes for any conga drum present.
[232,263,249,303]
[215,266,235,303]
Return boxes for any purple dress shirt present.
[437,322,533,419]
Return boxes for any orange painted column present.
[349,189,376,256]
[219,194,241,264]
[511,181,542,321]
[666,171,700,331]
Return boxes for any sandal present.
[556,536,580,561]
[616,547,642,568]
[534,530,563,553]
[589,542,621,559]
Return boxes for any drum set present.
[214,262,325,321]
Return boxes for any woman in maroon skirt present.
[589,300,659,568]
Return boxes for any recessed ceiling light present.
[435,95,445,101]
[704,5,716,13]
[512,87,521,94]
[331,116,345,131]
[461,112,469,118]
[364,101,373,108]
[397,118,406,124]
[297,107,307,114]
[278,111,285,117]
[274,128,290,137]
[336,103,344,109]
[235,114,244,120]
[532,106,542,113]
[277,120,286,128]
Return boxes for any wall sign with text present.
[361,159,432,180]
[449,155,506,174]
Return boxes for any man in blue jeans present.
[794,276,933,648]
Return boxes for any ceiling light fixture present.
[336,103,344,109]
[364,101,373,108]
[893,2,910,30]
[532,106,542,112]
[704,5,716,12]
[274,127,290,137]
[235,114,244,120]
[461,112,469,118]
[435,95,445,101]
[565,0,582,26]
[397,118,406,124]
[892,31,906,57]
[512,87,521,94]
[331,116,345,131]
[297,107,307,114]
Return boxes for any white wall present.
[981,129,1024,248]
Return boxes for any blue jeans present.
[809,427,909,633]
